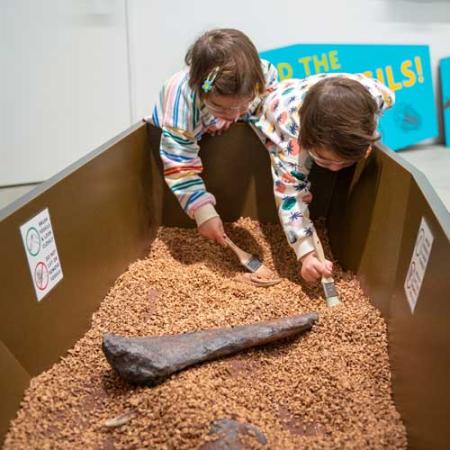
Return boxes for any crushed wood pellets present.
[4,218,407,449]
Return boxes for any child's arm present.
[268,143,335,281]
[159,126,216,220]
[153,72,219,229]
[160,126,226,245]
[267,142,316,261]
[250,80,317,263]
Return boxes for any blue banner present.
[440,57,450,147]
[260,44,438,151]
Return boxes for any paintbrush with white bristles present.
[311,230,341,307]
[224,235,281,287]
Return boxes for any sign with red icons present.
[20,208,63,301]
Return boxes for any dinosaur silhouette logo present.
[394,103,422,132]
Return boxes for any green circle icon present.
[26,227,41,256]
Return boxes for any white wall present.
[0,0,131,185]
[2,0,450,186]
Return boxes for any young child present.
[251,73,395,282]
[150,28,278,246]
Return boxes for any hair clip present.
[202,66,220,93]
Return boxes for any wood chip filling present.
[5,218,407,449]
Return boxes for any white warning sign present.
[20,208,63,301]
[404,217,434,313]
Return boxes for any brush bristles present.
[246,256,263,273]
[321,280,341,307]
[326,296,341,307]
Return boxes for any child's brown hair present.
[299,77,380,160]
[185,28,265,98]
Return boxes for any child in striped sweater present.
[150,29,278,246]
[251,73,395,282]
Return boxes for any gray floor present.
[0,144,449,212]
[397,144,450,211]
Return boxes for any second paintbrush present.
[311,230,341,307]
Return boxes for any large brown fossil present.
[102,312,318,386]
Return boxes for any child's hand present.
[198,216,226,246]
[299,252,333,282]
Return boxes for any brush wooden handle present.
[311,230,326,264]
[224,236,253,264]
[312,231,340,306]
[312,230,335,282]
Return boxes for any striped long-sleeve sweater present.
[251,73,395,261]
[149,60,279,226]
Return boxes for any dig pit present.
[4,219,407,449]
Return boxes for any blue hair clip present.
[202,67,220,93]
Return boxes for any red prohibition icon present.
[34,261,49,290]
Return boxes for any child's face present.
[204,94,254,121]
[308,146,370,172]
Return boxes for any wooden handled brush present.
[311,230,341,307]
[224,236,281,287]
